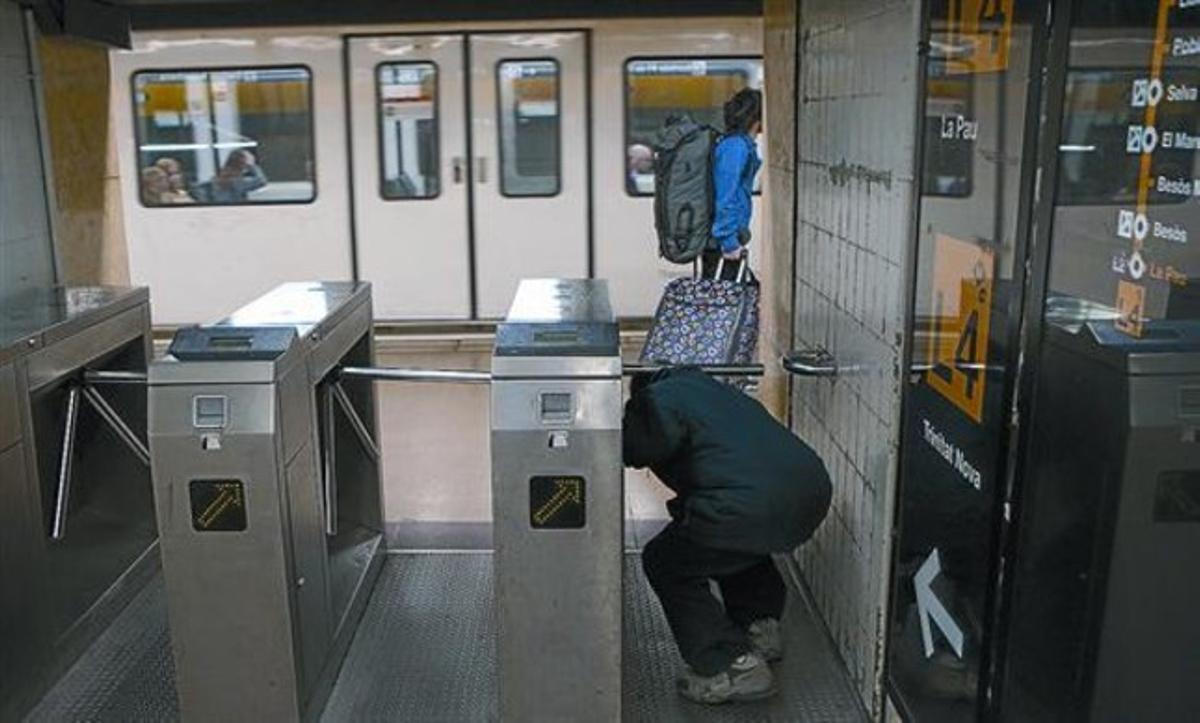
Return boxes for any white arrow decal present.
[914,548,965,659]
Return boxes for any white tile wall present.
[789,0,921,716]
[0,2,55,296]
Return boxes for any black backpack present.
[652,115,718,264]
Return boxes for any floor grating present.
[29,553,867,722]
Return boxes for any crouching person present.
[623,367,832,704]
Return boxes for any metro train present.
[110,17,764,325]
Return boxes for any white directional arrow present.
[914,548,965,659]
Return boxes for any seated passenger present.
[623,367,831,704]
[139,166,169,206]
[627,143,654,195]
[154,157,194,203]
[210,149,268,203]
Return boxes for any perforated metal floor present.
[28,553,866,722]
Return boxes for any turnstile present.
[148,282,384,721]
[999,319,1200,721]
[0,286,156,720]
[490,279,624,722]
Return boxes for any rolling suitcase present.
[640,255,760,379]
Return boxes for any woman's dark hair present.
[723,88,762,134]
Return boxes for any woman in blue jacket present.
[703,88,763,280]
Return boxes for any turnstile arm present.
[338,363,764,384]
[84,370,149,385]
[329,381,380,462]
[81,385,151,467]
[321,384,338,536]
[622,363,764,377]
[338,366,493,384]
[52,385,83,541]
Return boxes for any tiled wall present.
[0,3,56,295]
[787,0,921,715]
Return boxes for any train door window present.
[496,59,560,197]
[132,66,315,206]
[623,57,763,196]
[377,62,439,200]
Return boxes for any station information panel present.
[887,1,1039,718]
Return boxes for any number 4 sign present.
[948,0,1016,75]
[926,234,995,424]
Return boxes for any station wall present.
[774,0,922,715]
[0,3,56,295]
[36,32,129,287]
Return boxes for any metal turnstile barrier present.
[0,286,157,721]
[337,279,764,721]
[490,279,625,721]
[148,282,384,721]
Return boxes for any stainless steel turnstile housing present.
[149,282,384,721]
[0,286,156,720]
[491,279,623,722]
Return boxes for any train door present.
[468,32,589,318]
[347,31,588,320]
[348,36,471,320]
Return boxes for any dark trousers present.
[642,522,786,675]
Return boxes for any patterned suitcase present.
[640,257,760,373]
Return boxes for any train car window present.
[921,60,973,198]
[132,66,315,207]
[377,62,439,200]
[623,57,763,197]
[1056,68,1200,207]
[496,59,560,197]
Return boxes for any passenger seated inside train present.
[623,367,832,705]
[154,157,194,203]
[192,149,268,203]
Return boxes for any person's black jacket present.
[623,367,832,554]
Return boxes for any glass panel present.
[1001,6,1200,720]
[378,62,439,199]
[1047,13,1200,324]
[624,57,763,195]
[887,1,1041,719]
[132,66,315,206]
[497,59,560,197]
[923,64,975,197]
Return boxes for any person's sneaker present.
[748,618,783,662]
[676,652,777,704]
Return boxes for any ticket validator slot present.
[148,282,383,722]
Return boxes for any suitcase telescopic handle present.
[713,248,749,283]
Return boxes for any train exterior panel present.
[110,18,763,325]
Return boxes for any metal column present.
[490,279,624,722]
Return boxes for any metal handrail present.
[781,350,843,377]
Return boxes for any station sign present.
[925,234,995,424]
[947,0,1016,75]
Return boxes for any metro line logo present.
[946,0,1016,75]
[925,234,995,424]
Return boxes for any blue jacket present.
[711,133,761,254]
